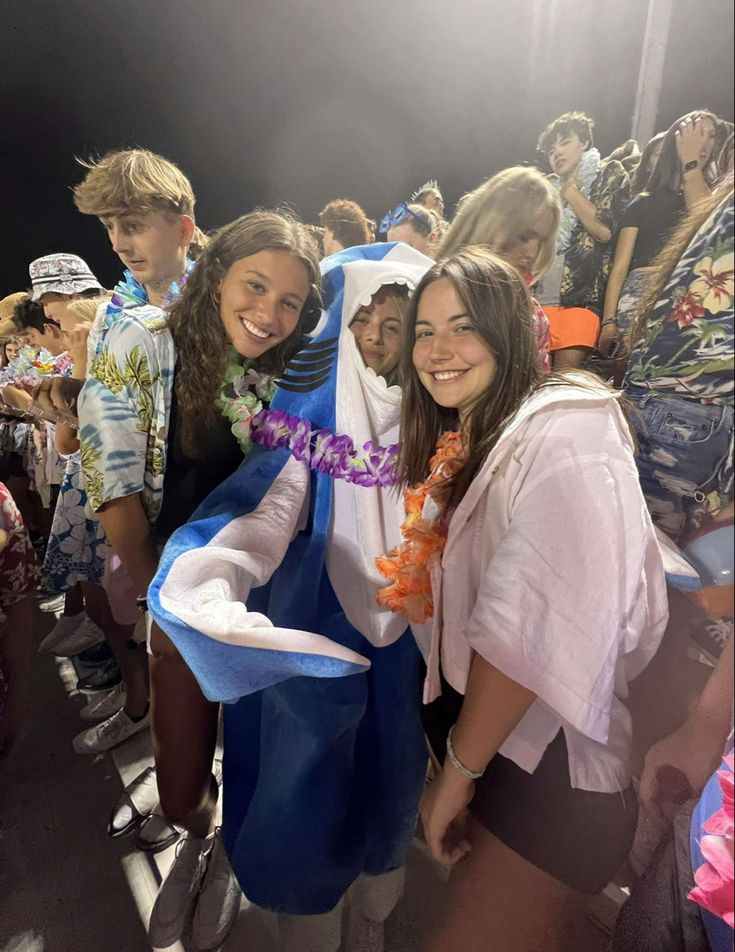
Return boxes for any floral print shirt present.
[0,482,40,624]
[78,303,175,525]
[559,159,631,314]
[626,194,734,405]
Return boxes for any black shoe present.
[77,660,122,694]
[75,641,114,666]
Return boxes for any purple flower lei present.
[251,408,399,488]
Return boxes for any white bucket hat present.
[29,253,103,301]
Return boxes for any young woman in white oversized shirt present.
[378,248,669,951]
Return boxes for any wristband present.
[446,726,484,781]
[682,159,699,174]
[601,318,619,328]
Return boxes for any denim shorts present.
[626,389,734,540]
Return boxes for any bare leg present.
[63,583,84,617]
[552,346,590,370]
[423,816,595,952]
[81,580,149,718]
[149,643,219,838]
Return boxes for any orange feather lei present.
[376,431,467,624]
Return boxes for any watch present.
[682,159,699,173]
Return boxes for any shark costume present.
[148,242,433,918]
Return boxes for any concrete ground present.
[0,609,615,952]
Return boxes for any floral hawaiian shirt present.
[626,194,734,404]
[78,298,175,525]
[559,159,631,314]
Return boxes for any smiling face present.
[349,288,406,379]
[413,277,497,425]
[501,207,556,277]
[100,209,191,297]
[218,249,311,359]
[547,132,589,179]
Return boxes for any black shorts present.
[423,679,638,894]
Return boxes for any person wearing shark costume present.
[148,241,434,948]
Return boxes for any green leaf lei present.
[215,347,277,455]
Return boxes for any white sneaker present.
[148,833,210,948]
[52,617,105,658]
[72,707,149,754]
[79,685,125,721]
[38,611,86,653]
[37,592,67,613]
[191,830,242,951]
[344,913,385,952]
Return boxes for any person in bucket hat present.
[29,253,103,302]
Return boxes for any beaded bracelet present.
[446,726,484,781]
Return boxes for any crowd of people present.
[0,106,733,952]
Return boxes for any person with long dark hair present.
[631,131,667,195]
[377,247,668,951]
[624,181,733,543]
[600,111,719,357]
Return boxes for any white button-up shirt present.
[413,380,669,793]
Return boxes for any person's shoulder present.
[626,192,650,213]
[620,193,649,225]
[104,304,171,349]
[515,379,631,452]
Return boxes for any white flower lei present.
[554,148,602,253]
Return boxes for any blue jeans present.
[626,388,734,541]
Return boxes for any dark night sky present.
[1,0,733,295]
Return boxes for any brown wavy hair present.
[73,148,196,218]
[318,199,372,248]
[397,247,543,508]
[167,209,322,455]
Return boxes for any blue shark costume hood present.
[148,242,433,914]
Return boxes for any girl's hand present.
[639,717,723,818]
[560,178,580,203]
[66,323,91,378]
[597,321,621,358]
[420,763,475,865]
[34,378,80,428]
[675,117,707,166]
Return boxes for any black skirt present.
[423,678,638,895]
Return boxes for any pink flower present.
[690,834,735,929]
[689,755,735,929]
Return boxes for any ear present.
[179,214,196,247]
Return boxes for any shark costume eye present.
[277,336,338,392]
